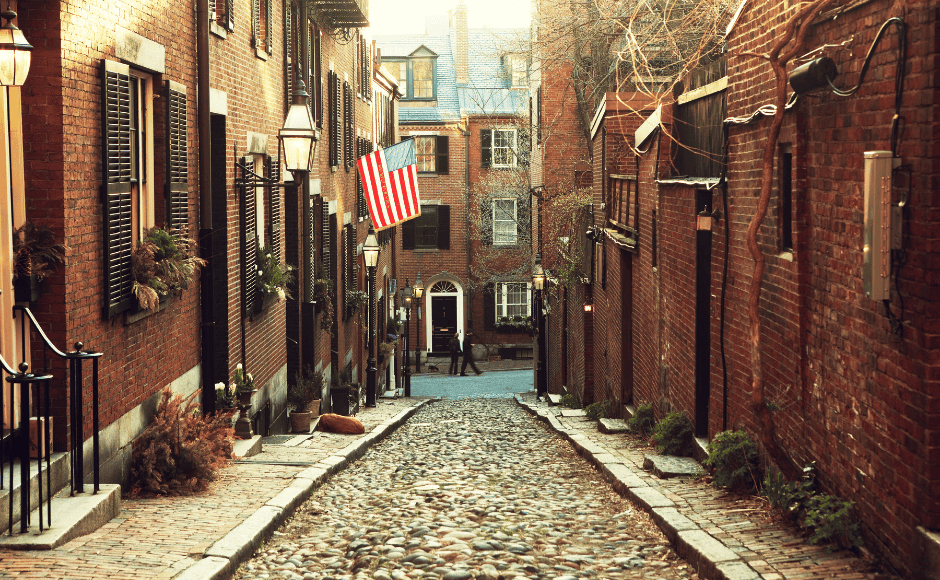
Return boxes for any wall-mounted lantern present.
[0,7,32,87]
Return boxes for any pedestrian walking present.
[448,332,461,375]
[460,330,483,376]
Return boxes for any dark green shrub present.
[627,402,655,435]
[652,411,693,456]
[703,430,760,490]
[584,400,612,419]
[804,494,863,549]
[559,393,580,409]
[763,463,816,518]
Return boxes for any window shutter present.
[402,219,415,250]
[518,129,530,167]
[252,0,260,48]
[437,136,449,175]
[102,60,134,317]
[343,223,354,319]
[333,72,342,167]
[328,71,337,167]
[224,0,234,32]
[536,86,541,144]
[308,194,319,303]
[265,0,273,54]
[483,284,496,331]
[284,1,293,109]
[315,28,322,127]
[481,199,493,246]
[165,81,189,233]
[268,156,281,261]
[242,164,258,315]
[437,204,450,250]
[480,129,492,168]
[365,44,372,99]
[344,81,353,170]
[321,198,331,277]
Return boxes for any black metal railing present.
[0,306,103,536]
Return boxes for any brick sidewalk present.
[516,393,897,580]
[0,398,430,580]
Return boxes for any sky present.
[367,0,532,36]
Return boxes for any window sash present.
[492,198,517,245]
[387,61,407,99]
[415,136,436,173]
[414,205,438,249]
[495,282,531,320]
[413,59,433,98]
[492,128,516,168]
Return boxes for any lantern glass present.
[0,23,32,87]
[696,210,713,231]
[413,274,424,300]
[363,227,380,268]
[279,96,316,173]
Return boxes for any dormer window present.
[502,54,528,88]
[385,46,438,101]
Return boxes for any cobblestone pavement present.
[0,398,425,580]
[233,398,698,580]
[517,394,894,580]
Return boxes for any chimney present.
[455,0,468,84]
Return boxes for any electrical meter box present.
[862,151,900,301]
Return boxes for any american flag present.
[356,140,421,230]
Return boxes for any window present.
[495,282,531,319]
[385,61,407,99]
[210,0,234,32]
[412,58,433,98]
[401,204,450,250]
[252,0,273,55]
[779,145,793,251]
[412,135,449,174]
[492,199,518,245]
[103,60,156,316]
[503,55,528,87]
[481,128,524,169]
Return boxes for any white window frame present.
[415,135,437,173]
[253,154,267,248]
[491,128,517,168]
[130,71,156,243]
[495,282,531,320]
[491,198,518,246]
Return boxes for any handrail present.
[13,306,103,361]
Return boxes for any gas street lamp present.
[0,8,32,87]
[532,254,547,398]
[401,280,413,396]
[413,272,424,374]
[363,227,380,407]
[278,78,318,175]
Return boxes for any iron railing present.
[0,306,102,536]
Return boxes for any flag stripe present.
[356,140,421,230]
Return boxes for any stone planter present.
[331,386,349,416]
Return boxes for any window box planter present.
[14,274,42,304]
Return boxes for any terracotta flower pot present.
[290,411,312,433]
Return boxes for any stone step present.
[0,452,70,535]
[547,393,561,406]
[233,435,262,458]
[0,484,121,550]
[598,418,630,434]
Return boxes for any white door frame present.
[425,277,463,353]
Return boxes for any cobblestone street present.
[234,398,697,580]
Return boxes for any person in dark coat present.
[460,331,483,376]
[447,333,461,375]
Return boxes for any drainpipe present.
[463,120,472,330]
[197,0,216,412]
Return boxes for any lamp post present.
[401,279,413,396]
[363,227,380,407]
[532,254,546,398]
[0,8,32,87]
[413,273,424,374]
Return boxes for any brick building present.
[375,4,531,366]
[537,0,940,573]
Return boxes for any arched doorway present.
[426,279,464,355]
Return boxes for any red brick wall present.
[20,0,201,444]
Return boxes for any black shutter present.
[315,27,322,127]
[165,81,189,233]
[265,0,273,54]
[102,60,134,317]
[344,81,354,170]
[518,129,530,167]
[483,283,496,331]
[343,223,354,319]
[333,71,342,167]
[480,129,492,168]
[328,71,336,167]
[321,198,331,276]
[437,136,449,175]
[402,219,415,250]
[268,156,281,261]
[365,44,372,99]
[252,0,260,48]
[284,1,293,109]
[437,204,450,250]
[242,162,258,315]
[224,0,234,31]
[481,199,493,246]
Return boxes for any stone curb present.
[514,395,760,580]
[172,398,433,580]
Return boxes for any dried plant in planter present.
[12,221,66,282]
[132,227,207,311]
[129,389,235,497]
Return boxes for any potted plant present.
[231,363,256,405]
[330,365,354,416]
[132,227,207,311]
[12,221,67,303]
[346,289,367,318]
[214,382,235,410]
[287,366,323,433]
[255,243,293,312]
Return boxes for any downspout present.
[197,0,215,411]
[463,120,471,329]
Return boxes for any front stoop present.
[919,527,940,580]
[232,435,262,458]
[0,484,121,550]
[0,452,70,535]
